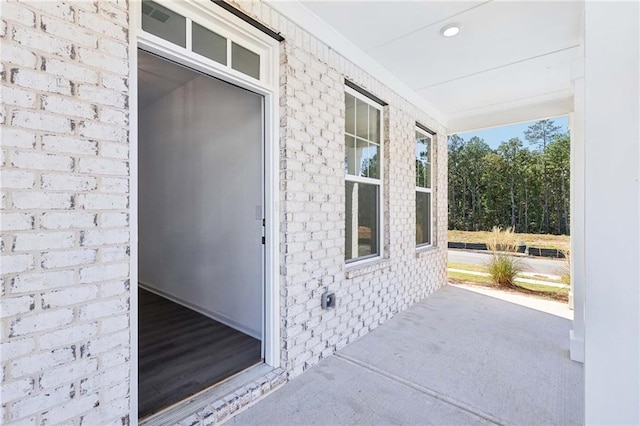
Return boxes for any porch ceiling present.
[296,0,583,132]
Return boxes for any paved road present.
[448,249,567,276]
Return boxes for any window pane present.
[416,159,425,187]
[355,138,367,177]
[415,132,431,189]
[192,22,227,65]
[345,135,356,175]
[345,181,379,261]
[142,0,186,48]
[415,133,426,160]
[362,142,379,179]
[369,107,380,143]
[416,191,431,246]
[355,98,369,139]
[231,42,260,79]
[345,93,355,135]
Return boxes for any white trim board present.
[129,4,140,425]
[266,0,447,127]
[138,282,262,340]
[129,0,281,423]
[447,90,573,134]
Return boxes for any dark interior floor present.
[138,287,262,419]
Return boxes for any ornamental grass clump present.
[486,226,520,253]
[560,249,571,285]
[488,254,523,288]
[486,227,523,288]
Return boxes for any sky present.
[453,116,569,150]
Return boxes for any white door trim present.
[129,1,281,423]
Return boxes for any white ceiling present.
[298,0,583,132]
[138,50,198,108]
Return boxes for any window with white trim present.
[416,128,433,247]
[140,0,263,81]
[344,88,383,262]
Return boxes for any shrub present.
[486,227,523,288]
[486,226,520,253]
[488,254,523,288]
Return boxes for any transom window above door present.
[139,0,275,84]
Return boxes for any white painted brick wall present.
[2,85,37,107]
[10,110,73,133]
[41,134,98,155]
[38,323,98,350]
[10,68,72,96]
[12,191,73,209]
[9,270,75,293]
[41,173,98,191]
[2,0,449,424]
[40,248,96,269]
[227,0,448,382]
[43,57,99,84]
[1,0,131,425]
[1,43,38,68]
[1,127,36,149]
[1,170,35,189]
[40,211,96,229]
[0,212,33,231]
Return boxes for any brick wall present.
[225,0,448,378]
[1,0,448,424]
[1,1,131,424]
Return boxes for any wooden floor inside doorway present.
[138,288,262,419]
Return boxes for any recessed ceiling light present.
[441,24,460,37]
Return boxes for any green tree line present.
[448,119,570,235]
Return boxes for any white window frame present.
[129,1,280,422]
[415,128,434,248]
[136,0,276,87]
[344,86,385,265]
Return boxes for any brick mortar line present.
[1,50,130,82]
[335,353,509,426]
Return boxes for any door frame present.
[129,1,281,422]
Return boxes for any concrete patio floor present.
[231,285,583,425]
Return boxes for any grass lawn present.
[448,230,570,252]
[448,270,493,284]
[448,262,566,283]
[517,282,569,294]
[448,267,569,302]
[448,262,489,273]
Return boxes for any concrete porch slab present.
[231,285,583,425]
[230,355,490,425]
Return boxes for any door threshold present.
[140,363,279,426]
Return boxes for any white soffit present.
[294,0,583,131]
[266,0,448,126]
[447,90,574,133]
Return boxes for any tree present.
[497,138,525,230]
[482,151,507,228]
[544,134,570,234]
[524,119,562,233]
[447,119,570,236]
[448,135,465,229]
[453,137,491,231]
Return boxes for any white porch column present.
[584,1,640,424]
[568,68,585,363]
